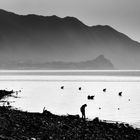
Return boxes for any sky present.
[0,0,140,42]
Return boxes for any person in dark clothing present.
[80,104,87,120]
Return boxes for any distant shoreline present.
[0,70,140,77]
[1,70,140,72]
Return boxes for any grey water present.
[0,70,140,128]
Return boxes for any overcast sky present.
[0,0,140,42]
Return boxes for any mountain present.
[7,55,114,70]
[0,9,140,69]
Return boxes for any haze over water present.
[0,70,140,128]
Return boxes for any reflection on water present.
[0,70,140,127]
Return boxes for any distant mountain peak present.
[94,55,109,63]
[95,54,105,59]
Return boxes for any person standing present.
[80,104,87,120]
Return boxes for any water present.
[0,70,140,128]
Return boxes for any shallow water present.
[0,70,140,127]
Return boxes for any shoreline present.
[0,106,140,140]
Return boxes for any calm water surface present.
[0,70,140,128]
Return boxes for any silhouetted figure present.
[118,92,122,96]
[80,104,87,120]
[61,86,64,89]
[87,95,95,100]
[103,88,106,92]
[99,107,101,110]
[79,87,82,90]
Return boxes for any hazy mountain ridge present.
[0,9,140,69]
[0,55,114,70]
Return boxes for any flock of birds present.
[60,86,131,111]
